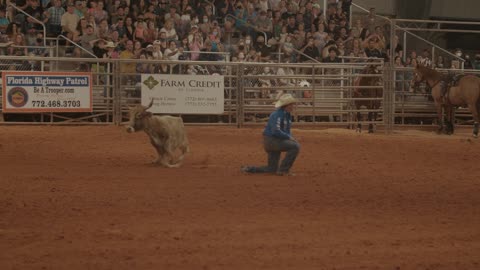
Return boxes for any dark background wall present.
[355,0,480,51]
[355,0,480,20]
[395,0,432,20]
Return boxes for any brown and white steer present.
[126,100,189,167]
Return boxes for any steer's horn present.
[146,98,154,109]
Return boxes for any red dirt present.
[1,126,479,270]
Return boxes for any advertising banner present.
[2,72,92,113]
[140,74,224,114]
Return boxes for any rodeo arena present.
[2,0,480,269]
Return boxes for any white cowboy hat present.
[274,94,297,108]
[105,41,116,48]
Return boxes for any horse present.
[353,64,383,133]
[410,65,480,137]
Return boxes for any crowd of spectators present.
[0,0,479,72]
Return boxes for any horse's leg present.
[356,111,362,133]
[469,102,480,137]
[444,106,452,135]
[367,111,374,133]
[436,104,444,134]
[449,106,455,135]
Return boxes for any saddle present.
[440,73,464,104]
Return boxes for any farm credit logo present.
[7,87,29,107]
[143,76,159,90]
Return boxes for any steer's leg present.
[175,142,190,165]
[149,137,165,165]
[160,151,180,168]
[158,143,181,168]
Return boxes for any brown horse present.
[353,65,383,133]
[411,65,480,137]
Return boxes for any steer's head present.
[126,99,154,133]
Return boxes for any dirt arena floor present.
[1,125,479,270]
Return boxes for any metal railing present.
[8,3,46,46]
[1,55,479,132]
[56,35,97,59]
[351,2,465,68]
[395,18,480,34]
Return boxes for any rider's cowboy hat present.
[275,94,297,108]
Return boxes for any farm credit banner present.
[141,74,224,114]
[2,72,92,113]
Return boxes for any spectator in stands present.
[24,0,44,32]
[151,39,163,59]
[74,0,87,18]
[61,3,80,41]
[435,55,445,68]
[156,1,168,17]
[419,49,432,67]
[409,50,418,62]
[281,33,295,62]
[323,47,341,63]
[137,51,154,76]
[97,18,110,39]
[351,19,364,39]
[246,47,261,62]
[464,54,474,69]
[254,35,270,62]
[119,39,136,84]
[473,54,480,70]
[8,33,27,56]
[103,41,118,59]
[374,26,386,45]
[143,20,156,43]
[405,58,418,93]
[300,36,320,62]
[79,24,98,53]
[144,4,157,24]
[133,40,143,58]
[285,15,297,34]
[164,40,181,73]
[123,16,134,41]
[336,40,346,56]
[74,17,88,41]
[234,2,249,34]
[363,7,378,33]
[0,8,9,34]
[44,0,65,37]
[92,38,107,58]
[296,23,306,44]
[346,37,363,56]
[28,35,48,70]
[254,10,272,38]
[394,56,405,91]
[267,10,279,36]
[91,1,108,25]
[133,16,146,42]
[164,6,180,22]
[326,23,338,42]
[363,34,383,58]
[110,4,125,25]
[322,39,337,59]
[86,13,97,32]
[276,56,295,89]
[160,19,178,40]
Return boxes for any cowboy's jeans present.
[245,136,300,173]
